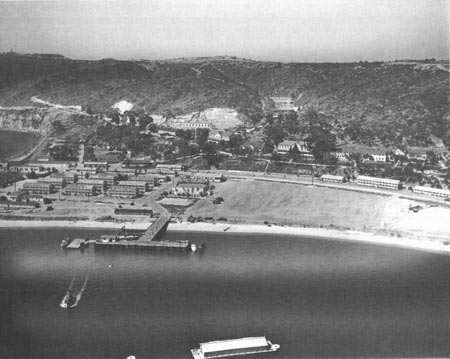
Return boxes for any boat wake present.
[60,265,91,309]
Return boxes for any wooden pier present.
[66,238,88,249]
[62,190,186,252]
[93,239,190,251]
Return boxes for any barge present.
[191,336,280,359]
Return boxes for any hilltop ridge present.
[0,53,448,147]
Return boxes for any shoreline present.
[1,219,450,255]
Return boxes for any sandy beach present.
[167,222,450,255]
[1,218,450,255]
[0,219,151,230]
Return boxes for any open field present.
[2,178,450,243]
[186,179,388,229]
[185,179,450,241]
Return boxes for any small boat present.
[60,289,77,309]
[191,336,280,359]
[191,242,205,253]
[60,238,71,249]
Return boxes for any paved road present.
[191,169,450,206]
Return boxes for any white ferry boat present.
[191,336,280,358]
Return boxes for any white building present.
[413,186,450,199]
[335,145,388,162]
[270,97,297,112]
[321,174,345,183]
[356,176,400,190]
[330,152,350,162]
[182,122,211,129]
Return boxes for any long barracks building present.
[356,175,400,190]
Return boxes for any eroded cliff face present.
[0,108,51,134]
[0,107,99,141]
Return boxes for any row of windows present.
[356,177,400,189]
[413,187,450,198]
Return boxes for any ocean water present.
[0,129,40,160]
[1,228,450,358]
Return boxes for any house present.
[406,148,428,161]
[356,176,400,190]
[277,140,314,160]
[277,140,300,153]
[406,147,447,161]
[208,130,232,143]
[8,190,28,202]
[172,183,209,197]
[329,152,350,162]
[334,145,388,162]
[270,97,297,112]
[27,161,75,172]
[95,151,124,163]
[21,194,45,203]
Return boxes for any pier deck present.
[64,186,177,251]
[66,238,87,249]
[93,239,190,250]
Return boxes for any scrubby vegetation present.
[0,53,448,149]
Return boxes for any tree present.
[264,125,285,147]
[283,111,300,135]
[138,114,152,130]
[162,109,175,119]
[289,144,301,162]
[302,109,336,163]
[426,151,438,165]
[323,153,338,165]
[196,128,210,146]
[52,120,65,133]
[229,134,243,153]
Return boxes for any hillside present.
[0,53,448,146]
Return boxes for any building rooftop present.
[337,145,387,155]
[278,140,299,147]
[118,181,147,186]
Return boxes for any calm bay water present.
[1,228,450,358]
[0,129,40,160]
